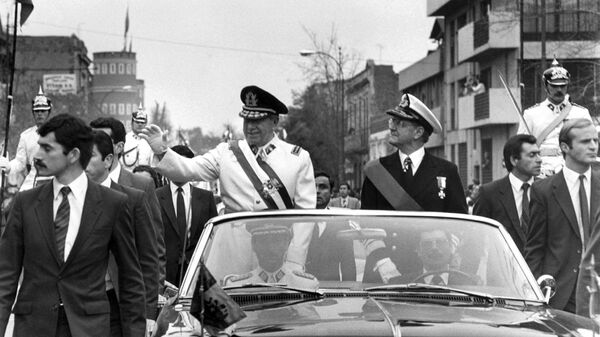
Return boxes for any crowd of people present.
[0,58,599,337]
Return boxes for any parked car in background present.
[154,210,600,336]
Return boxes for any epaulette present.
[291,145,302,156]
[223,272,252,284]
[292,270,316,280]
[572,102,584,108]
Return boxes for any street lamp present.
[300,47,345,184]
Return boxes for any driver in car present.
[223,223,319,290]
[398,229,477,286]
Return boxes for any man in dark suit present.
[90,117,166,291]
[156,145,217,286]
[0,114,146,337]
[525,118,600,313]
[86,130,160,336]
[360,93,467,283]
[474,134,542,254]
[306,171,356,281]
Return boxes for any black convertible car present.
[153,210,599,336]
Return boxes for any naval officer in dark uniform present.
[360,93,467,283]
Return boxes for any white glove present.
[0,155,10,171]
[138,124,168,155]
[375,258,401,283]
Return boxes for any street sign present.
[43,74,77,95]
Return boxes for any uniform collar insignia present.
[275,269,285,282]
[259,271,268,283]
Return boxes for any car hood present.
[155,296,599,337]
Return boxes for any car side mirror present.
[537,274,556,303]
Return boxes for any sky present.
[4,0,435,134]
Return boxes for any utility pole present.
[540,0,547,101]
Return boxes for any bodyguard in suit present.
[0,114,146,337]
[91,117,166,292]
[474,134,542,253]
[329,182,360,209]
[525,118,600,313]
[306,171,356,281]
[360,93,467,283]
[156,145,218,286]
[86,130,159,336]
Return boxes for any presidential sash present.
[228,140,294,210]
[364,159,422,211]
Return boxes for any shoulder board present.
[292,270,316,280]
[291,145,302,156]
[571,102,585,108]
[224,272,251,284]
[524,103,541,111]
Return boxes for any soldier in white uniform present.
[517,59,591,177]
[0,87,53,191]
[121,104,154,171]
[140,85,316,272]
[223,223,319,290]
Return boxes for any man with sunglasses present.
[360,93,467,283]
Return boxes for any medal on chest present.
[437,176,446,199]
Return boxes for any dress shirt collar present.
[508,172,534,191]
[399,146,425,172]
[562,165,591,187]
[109,161,122,183]
[53,171,88,201]
[100,176,112,188]
[170,181,190,196]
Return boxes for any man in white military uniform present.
[223,223,319,290]
[517,59,591,177]
[121,104,154,171]
[0,87,53,190]
[140,85,316,272]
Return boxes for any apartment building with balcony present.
[425,0,600,184]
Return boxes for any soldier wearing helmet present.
[517,59,592,177]
[0,86,53,190]
[121,103,155,171]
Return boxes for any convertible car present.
[153,210,599,336]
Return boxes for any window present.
[109,63,116,74]
[118,104,125,115]
[132,64,136,75]
[101,103,108,114]
[126,63,132,74]
[101,64,107,74]
[126,103,132,115]
[109,104,116,115]
[118,63,125,74]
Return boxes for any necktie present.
[430,274,445,285]
[55,186,71,262]
[521,183,530,232]
[342,198,347,208]
[404,157,413,178]
[579,175,590,244]
[176,187,187,244]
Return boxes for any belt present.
[540,148,561,157]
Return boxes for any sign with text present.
[43,74,77,95]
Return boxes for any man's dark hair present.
[38,113,93,168]
[133,165,163,188]
[90,117,126,144]
[339,182,351,190]
[171,145,195,158]
[559,118,594,153]
[314,170,334,190]
[503,134,537,172]
[91,130,114,160]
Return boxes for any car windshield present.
[182,214,540,301]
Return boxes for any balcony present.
[427,0,461,16]
[457,11,519,63]
[458,88,520,129]
[345,132,369,156]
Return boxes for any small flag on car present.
[190,262,246,332]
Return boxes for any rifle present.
[497,71,531,135]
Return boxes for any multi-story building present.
[344,60,399,190]
[89,51,144,128]
[395,0,600,186]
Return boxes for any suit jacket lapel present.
[34,183,62,266]
[189,188,202,243]
[61,182,103,272]
[411,153,438,200]
[158,187,178,238]
[553,171,581,240]
[497,176,526,244]
[590,169,600,232]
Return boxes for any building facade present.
[90,51,144,128]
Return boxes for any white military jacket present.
[9,126,40,191]
[224,266,319,290]
[518,97,591,149]
[121,131,155,171]
[156,135,316,212]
